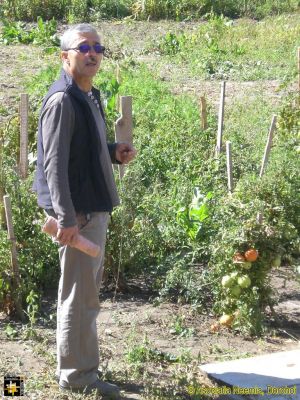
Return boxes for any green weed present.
[0,17,60,48]
[126,334,165,364]
[4,323,19,338]
[169,315,194,338]
[208,344,252,362]
[157,32,186,55]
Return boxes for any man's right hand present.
[56,225,79,246]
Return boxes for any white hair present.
[60,24,100,50]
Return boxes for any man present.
[33,23,136,398]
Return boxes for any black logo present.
[3,376,24,397]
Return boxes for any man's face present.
[62,31,103,81]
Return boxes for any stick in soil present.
[226,141,233,193]
[200,96,207,130]
[3,195,25,321]
[216,81,226,155]
[19,93,29,179]
[259,115,277,178]
[257,115,277,223]
[298,47,300,93]
[115,96,133,179]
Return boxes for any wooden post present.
[257,115,277,224]
[115,96,133,179]
[3,195,20,279]
[3,195,25,321]
[116,63,121,85]
[0,137,5,228]
[259,115,277,178]
[0,186,4,228]
[200,96,207,130]
[216,81,226,155]
[226,141,233,193]
[256,212,263,224]
[116,64,121,111]
[19,93,29,179]
[298,47,300,93]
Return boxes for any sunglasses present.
[66,44,105,54]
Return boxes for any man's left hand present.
[116,142,137,164]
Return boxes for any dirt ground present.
[0,20,299,399]
[1,266,299,399]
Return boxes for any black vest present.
[33,69,113,213]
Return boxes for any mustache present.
[87,56,97,63]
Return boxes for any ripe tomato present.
[244,248,258,262]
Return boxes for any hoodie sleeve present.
[41,92,77,228]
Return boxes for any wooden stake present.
[257,115,277,224]
[216,81,226,155]
[259,115,277,178]
[0,138,5,228]
[200,96,207,130]
[256,212,263,224]
[19,93,29,179]
[116,63,121,85]
[115,96,133,179]
[298,47,300,93]
[3,195,20,283]
[226,141,233,193]
[3,195,25,321]
[0,186,4,228]
[116,64,121,111]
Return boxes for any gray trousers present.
[55,212,109,388]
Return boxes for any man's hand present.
[56,225,79,246]
[116,142,137,164]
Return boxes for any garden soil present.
[0,267,299,399]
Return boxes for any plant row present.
[1,0,299,22]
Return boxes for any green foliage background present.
[1,0,299,21]
[0,9,299,334]
[0,118,59,314]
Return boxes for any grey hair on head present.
[60,24,100,50]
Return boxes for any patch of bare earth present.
[0,44,53,128]
[1,266,299,399]
[96,267,299,399]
